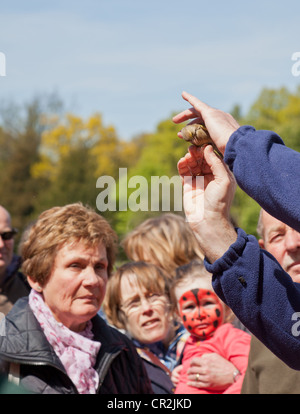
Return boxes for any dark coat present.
[0,297,153,394]
[0,255,30,315]
[138,354,175,394]
[210,126,300,370]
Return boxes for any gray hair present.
[256,209,265,239]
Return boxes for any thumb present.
[203,145,226,178]
[204,145,237,201]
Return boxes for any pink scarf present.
[29,289,101,394]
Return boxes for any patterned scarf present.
[29,289,101,394]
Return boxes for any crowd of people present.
[0,90,299,394]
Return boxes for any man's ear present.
[258,239,265,249]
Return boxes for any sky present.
[0,0,300,140]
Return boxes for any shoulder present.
[215,323,251,351]
[92,315,138,353]
[218,323,250,338]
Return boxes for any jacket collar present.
[0,297,63,368]
[0,297,126,369]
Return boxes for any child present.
[170,260,250,394]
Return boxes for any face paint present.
[178,288,224,340]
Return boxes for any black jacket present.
[0,297,153,394]
[138,355,174,394]
[0,255,30,315]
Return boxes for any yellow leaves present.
[232,84,300,235]
[244,85,300,151]
[85,113,103,133]
[277,94,300,124]
[31,153,55,180]
[32,111,127,182]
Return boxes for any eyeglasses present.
[120,293,166,315]
[0,229,17,241]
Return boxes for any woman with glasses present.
[103,261,179,394]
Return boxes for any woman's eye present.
[128,299,140,308]
[95,262,108,271]
[70,263,81,268]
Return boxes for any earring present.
[36,286,42,292]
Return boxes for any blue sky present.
[1,0,300,140]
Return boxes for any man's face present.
[0,207,14,277]
[260,211,300,282]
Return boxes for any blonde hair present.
[121,213,204,279]
[20,203,118,286]
[103,261,170,330]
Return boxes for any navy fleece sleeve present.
[224,126,300,232]
[206,228,300,370]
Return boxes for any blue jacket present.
[206,126,300,370]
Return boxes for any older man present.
[175,91,300,370]
[242,210,300,393]
[0,206,29,316]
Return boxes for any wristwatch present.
[233,369,241,383]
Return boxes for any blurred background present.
[1,0,300,255]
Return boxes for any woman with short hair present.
[0,203,152,394]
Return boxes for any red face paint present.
[178,288,224,340]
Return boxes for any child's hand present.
[171,364,183,386]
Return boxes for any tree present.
[1,84,299,247]
[231,85,300,236]
[112,115,188,237]
[0,95,62,235]
[32,111,140,232]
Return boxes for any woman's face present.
[29,240,109,332]
[119,273,172,345]
[175,277,224,340]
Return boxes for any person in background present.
[122,213,204,280]
[121,213,204,365]
[103,261,176,394]
[0,205,29,317]
[174,91,300,370]
[0,203,152,394]
[242,209,300,394]
[122,212,242,388]
[170,260,250,394]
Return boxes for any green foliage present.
[231,85,300,236]
[0,97,52,238]
[0,85,299,250]
[111,116,187,238]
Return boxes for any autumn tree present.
[112,116,187,237]
[1,84,299,247]
[231,85,300,236]
[0,94,62,235]
[32,112,140,229]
